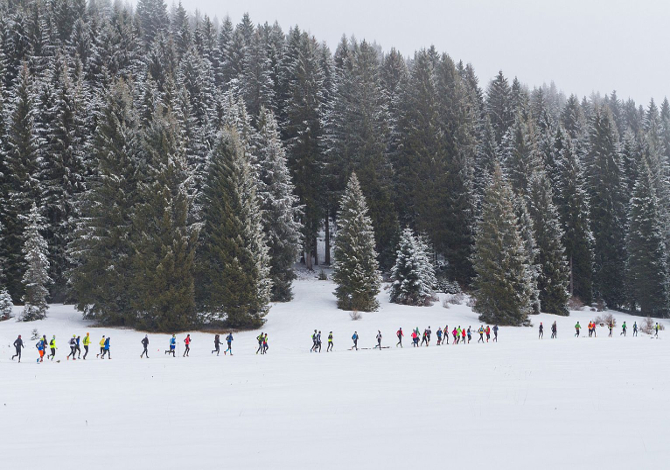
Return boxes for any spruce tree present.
[69,80,141,325]
[254,107,303,301]
[196,128,271,328]
[20,203,51,321]
[130,105,198,332]
[527,171,570,315]
[626,158,669,317]
[514,194,541,315]
[389,227,436,306]
[0,287,13,319]
[486,71,513,144]
[3,63,40,302]
[333,173,381,312]
[472,166,534,325]
[587,105,627,308]
[555,135,594,303]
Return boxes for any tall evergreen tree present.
[254,107,303,302]
[69,80,141,326]
[527,170,570,315]
[472,166,534,325]
[20,203,50,321]
[333,173,381,312]
[129,105,198,332]
[626,158,669,317]
[486,71,513,144]
[196,128,271,328]
[3,63,41,302]
[587,105,627,308]
[555,135,594,303]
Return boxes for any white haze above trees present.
[0,0,669,330]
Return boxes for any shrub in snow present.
[595,313,615,327]
[389,227,437,306]
[0,288,13,320]
[318,269,328,281]
[349,310,362,321]
[568,297,585,311]
[640,317,655,335]
[447,293,466,305]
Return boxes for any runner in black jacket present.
[12,335,24,362]
[141,335,149,358]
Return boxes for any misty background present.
[176,0,669,104]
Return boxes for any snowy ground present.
[1,274,669,469]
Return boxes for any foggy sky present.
[179,0,669,106]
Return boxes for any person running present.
[493,325,499,342]
[101,336,111,359]
[262,333,269,354]
[466,326,472,344]
[225,333,234,355]
[67,335,77,360]
[538,322,544,339]
[75,335,82,359]
[436,327,443,345]
[655,323,660,337]
[316,331,322,353]
[592,321,597,337]
[587,321,593,337]
[49,335,57,360]
[310,329,318,352]
[256,333,264,354]
[11,335,24,362]
[426,326,432,345]
[551,321,557,339]
[621,321,627,337]
[374,330,383,350]
[183,334,191,357]
[575,322,581,337]
[141,335,150,358]
[82,333,90,360]
[453,327,459,345]
[608,322,613,337]
[36,337,45,362]
[485,325,491,342]
[420,329,428,347]
[351,331,359,350]
[327,331,333,352]
[166,335,176,356]
[444,325,450,345]
[633,322,638,337]
[212,334,221,356]
[478,325,485,343]
[396,327,404,348]
[411,330,418,347]
[96,335,105,358]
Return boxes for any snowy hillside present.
[2,276,669,469]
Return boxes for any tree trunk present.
[324,212,331,265]
[570,255,574,297]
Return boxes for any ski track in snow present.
[1,277,669,469]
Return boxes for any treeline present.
[0,0,668,329]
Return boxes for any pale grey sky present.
[180,0,669,105]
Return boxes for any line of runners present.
[311,325,501,351]
[7,320,663,363]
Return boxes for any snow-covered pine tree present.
[502,113,540,195]
[472,165,534,325]
[626,157,670,317]
[514,194,541,315]
[69,79,142,326]
[587,105,627,309]
[254,107,303,301]
[196,128,271,328]
[555,133,594,303]
[389,227,436,306]
[3,63,41,303]
[486,71,513,144]
[20,203,51,321]
[333,173,381,312]
[0,287,13,319]
[129,104,199,332]
[527,170,570,315]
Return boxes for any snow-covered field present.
[2,275,669,469]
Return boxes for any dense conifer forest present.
[1,0,668,329]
